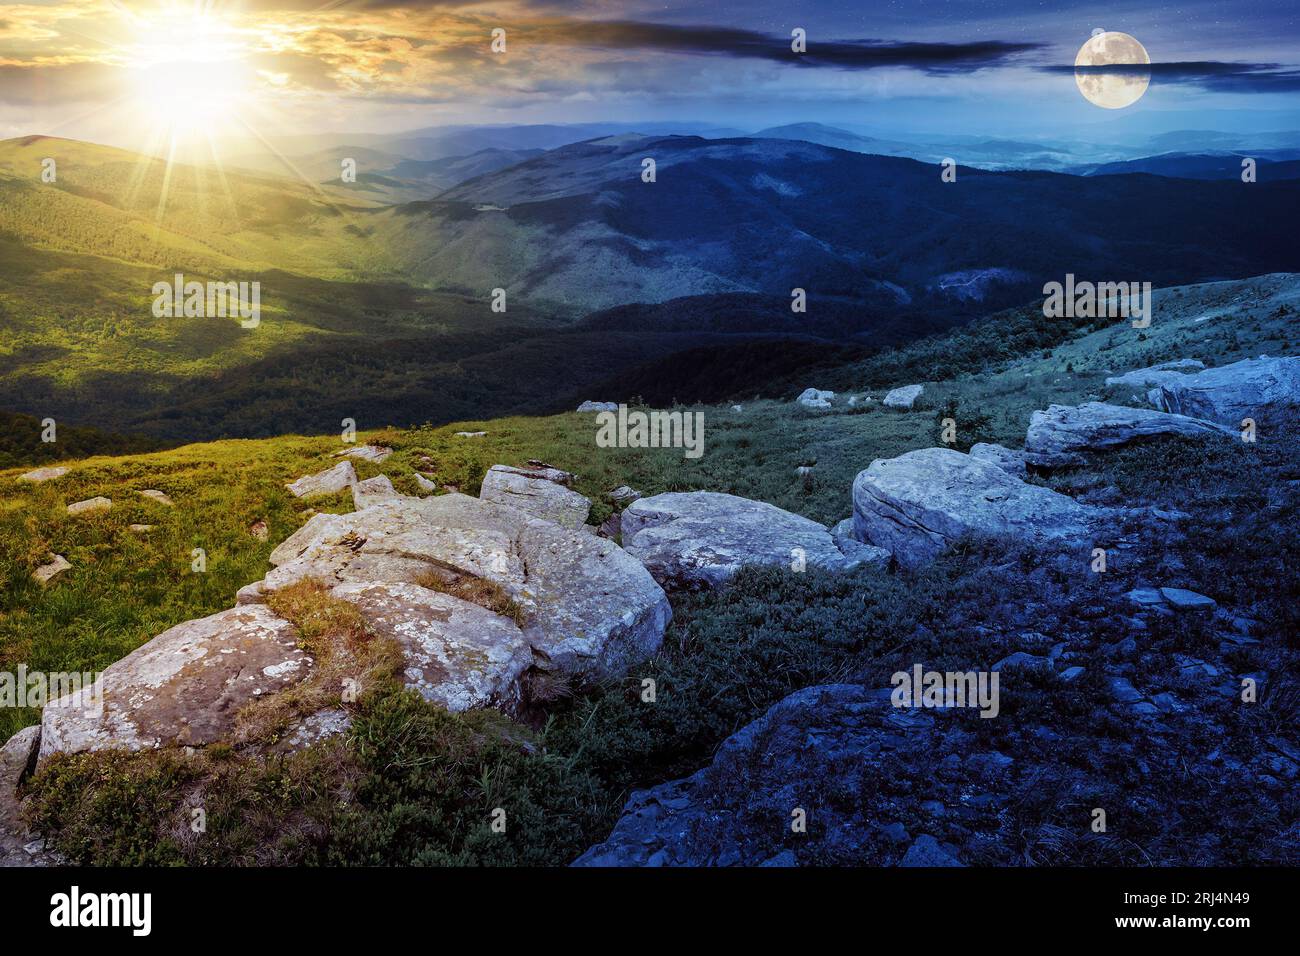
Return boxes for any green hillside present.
[5,274,1297,866]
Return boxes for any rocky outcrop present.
[479,463,591,529]
[574,684,940,867]
[39,605,309,765]
[621,492,881,589]
[1025,402,1233,467]
[247,493,670,681]
[351,474,409,509]
[796,388,834,409]
[852,448,1102,569]
[333,444,393,463]
[332,582,533,713]
[1105,359,1205,390]
[1146,356,1300,429]
[286,461,357,498]
[968,442,1027,476]
[17,466,68,483]
[883,384,924,408]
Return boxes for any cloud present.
[1042,60,1300,93]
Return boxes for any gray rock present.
[0,726,41,866]
[621,492,875,589]
[332,582,532,713]
[1146,356,1300,429]
[454,431,487,438]
[254,493,669,681]
[575,684,936,866]
[1060,666,1086,681]
[413,473,437,492]
[286,461,357,498]
[1025,402,1232,467]
[968,442,1027,476]
[898,834,964,867]
[608,485,642,506]
[830,518,893,570]
[17,466,68,483]
[137,489,175,506]
[991,651,1051,672]
[577,401,618,412]
[33,553,71,585]
[851,448,1102,570]
[883,384,924,408]
[66,496,111,515]
[333,444,393,463]
[39,605,308,765]
[479,464,591,529]
[795,387,834,409]
[351,475,410,510]
[1160,587,1217,611]
[1105,359,1205,389]
[1126,587,1165,606]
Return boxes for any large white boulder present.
[883,384,924,408]
[332,582,533,713]
[851,447,1102,569]
[1025,402,1233,467]
[621,491,884,589]
[1146,356,1300,429]
[250,493,670,681]
[479,464,591,529]
[39,605,308,765]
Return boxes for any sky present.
[1,0,1298,147]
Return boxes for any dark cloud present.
[524,21,1043,73]
[1042,60,1300,93]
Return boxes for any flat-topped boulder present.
[39,605,308,765]
[1146,356,1300,429]
[1105,359,1205,389]
[351,474,409,509]
[1025,402,1233,467]
[332,582,532,713]
[968,443,1027,476]
[333,444,392,463]
[883,384,924,408]
[248,493,670,681]
[852,447,1102,569]
[479,464,591,529]
[574,684,937,867]
[621,491,880,589]
[66,497,110,516]
[17,466,68,483]
[795,388,834,409]
[286,460,356,498]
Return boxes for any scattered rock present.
[66,496,111,516]
[352,474,409,510]
[32,553,71,585]
[968,442,1027,476]
[129,524,152,533]
[248,493,670,682]
[1126,587,1165,607]
[991,651,1051,672]
[332,582,533,713]
[18,466,68,483]
[1146,355,1300,429]
[413,473,437,492]
[454,431,487,438]
[39,605,308,766]
[730,404,743,412]
[1025,402,1232,467]
[333,444,393,463]
[1159,587,1217,612]
[829,518,892,570]
[796,387,834,409]
[1105,359,1205,389]
[851,448,1102,570]
[883,384,924,408]
[898,834,964,867]
[1059,666,1086,681]
[285,461,357,498]
[1,726,41,866]
[607,485,642,506]
[479,464,591,529]
[249,520,269,541]
[576,401,618,412]
[621,491,878,589]
[137,489,175,506]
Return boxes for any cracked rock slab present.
[333,582,533,713]
[621,491,875,590]
[1146,355,1300,429]
[1025,402,1233,467]
[479,464,591,529]
[852,447,1102,570]
[249,493,669,681]
[38,605,308,766]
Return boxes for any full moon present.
[1074,31,1150,109]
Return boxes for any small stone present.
[137,489,174,506]
[899,834,963,867]
[67,496,111,515]
[128,524,152,533]
[1059,666,1086,682]
[1126,588,1165,606]
[414,473,437,492]
[333,444,392,463]
[33,553,71,585]
[1159,587,1217,611]
[249,520,269,541]
[991,651,1051,672]
[454,431,487,438]
[760,849,798,867]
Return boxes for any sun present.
[124,7,253,141]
